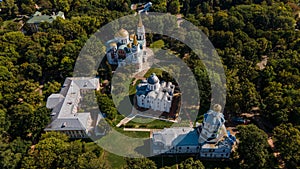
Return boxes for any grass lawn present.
[143,68,164,78]
[114,127,150,138]
[125,117,173,129]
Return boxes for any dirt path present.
[267,137,286,168]
[256,55,268,70]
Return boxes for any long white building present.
[45,77,104,138]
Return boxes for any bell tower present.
[137,15,146,48]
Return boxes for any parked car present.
[231,117,250,125]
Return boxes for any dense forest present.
[0,0,300,168]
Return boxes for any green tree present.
[53,0,71,12]
[168,0,180,14]
[124,157,157,169]
[178,157,205,169]
[236,124,271,169]
[152,0,167,13]
[7,103,35,139]
[77,151,108,169]
[273,123,300,168]
[0,137,30,169]
[97,93,118,120]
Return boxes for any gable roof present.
[45,77,99,132]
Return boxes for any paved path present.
[123,128,151,132]
[123,128,163,139]
[116,113,137,127]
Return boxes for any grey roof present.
[27,11,64,24]
[27,15,55,24]
[147,73,159,84]
[72,78,99,89]
[45,118,86,131]
[45,77,100,132]
[46,94,65,109]
[153,127,198,147]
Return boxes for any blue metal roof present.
[136,84,148,96]
[147,73,159,84]
[176,129,199,146]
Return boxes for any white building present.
[136,73,175,112]
[45,77,104,138]
[151,104,236,158]
[106,15,147,72]
[26,11,65,33]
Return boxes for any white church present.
[136,73,175,112]
[106,16,147,72]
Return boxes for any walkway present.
[123,128,151,132]
[116,113,137,127]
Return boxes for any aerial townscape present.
[1,0,300,169]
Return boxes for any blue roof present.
[147,73,159,84]
[176,129,199,146]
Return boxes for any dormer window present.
[61,122,67,128]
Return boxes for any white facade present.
[198,104,228,144]
[136,73,175,113]
[199,143,232,158]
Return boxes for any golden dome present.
[109,42,117,47]
[115,28,129,38]
[130,34,135,40]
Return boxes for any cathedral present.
[136,73,175,112]
[106,16,147,72]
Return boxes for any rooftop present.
[27,11,64,24]
[152,127,199,147]
[45,77,100,132]
[147,73,159,84]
